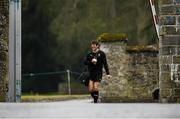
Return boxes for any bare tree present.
[0,0,8,101]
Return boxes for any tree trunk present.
[0,0,9,102]
[111,0,116,19]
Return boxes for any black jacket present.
[84,50,110,75]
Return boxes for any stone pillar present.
[0,0,9,102]
[159,0,180,102]
[99,41,159,102]
[100,41,129,102]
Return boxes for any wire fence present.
[22,70,88,95]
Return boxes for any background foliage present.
[22,0,157,93]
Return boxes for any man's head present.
[91,40,99,52]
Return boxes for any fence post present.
[67,70,71,95]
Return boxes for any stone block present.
[162,36,180,45]
[161,64,171,72]
[176,29,180,35]
[160,56,172,64]
[161,7,175,15]
[0,62,7,73]
[173,56,180,63]
[178,16,180,23]
[176,7,180,14]
[0,41,8,51]
[173,88,180,95]
[161,46,176,55]
[161,6,180,15]
[161,89,172,98]
[160,0,173,4]
[177,47,180,55]
[0,51,7,62]
[161,27,177,35]
[160,72,171,81]
[161,82,173,89]
[176,0,180,4]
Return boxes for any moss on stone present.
[126,45,159,52]
[97,33,128,42]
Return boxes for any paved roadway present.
[0,99,180,119]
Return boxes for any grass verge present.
[21,94,90,102]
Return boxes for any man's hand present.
[101,79,108,85]
[92,58,97,64]
[107,75,111,79]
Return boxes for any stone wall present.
[159,0,180,102]
[99,42,159,102]
[0,0,8,101]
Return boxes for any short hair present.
[91,40,99,46]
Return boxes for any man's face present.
[91,44,98,52]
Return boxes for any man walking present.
[84,41,110,103]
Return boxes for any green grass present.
[21,94,90,102]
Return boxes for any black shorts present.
[89,72,102,82]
